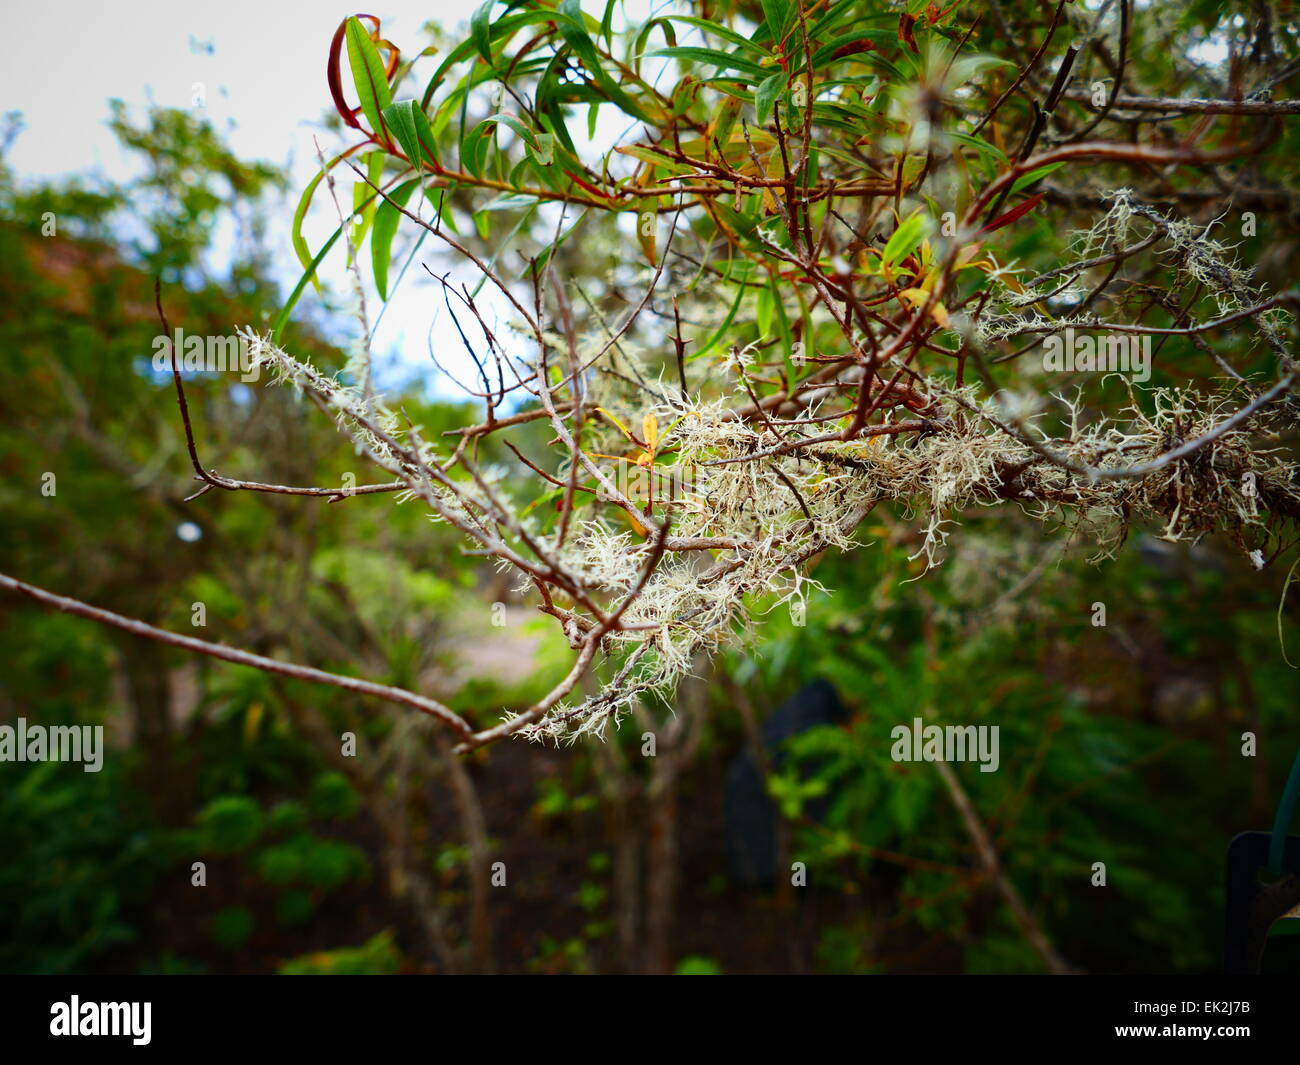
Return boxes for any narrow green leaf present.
[755,71,785,125]
[348,151,385,249]
[470,0,495,62]
[600,0,618,48]
[1011,161,1066,194]
[345,17,393,139]
[531,132,555,166]
[382,100,438,169]
[949,130,1009,165]
[759,0,793,41]
[881,211,933,270]
[424,184,459,235]
[666,16,771,56]
[651,46,768,78]
[693,278,749,359]
[809,0,896,38]
[275,194,377,344]
[770,271,793,354]
[483,112,542,153]
[558,0,656,122]
[291,146,363,286]
[292,170,326,275]
[634,17,677,70]
[481,191,539,211]
[372,179,419,300]
[462,117,499,178]
[756,284,773,337]
[421,10,558,107]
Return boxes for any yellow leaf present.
[638,220,657,265]
[642,411,659,453]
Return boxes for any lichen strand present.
[238,186,1299,743]
[505,384,1295,743]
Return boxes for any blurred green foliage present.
[278,930,403,975]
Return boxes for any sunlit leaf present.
[881,211,933,271]
[372,178,419,300]
[345,16,393,138]
[755,71,785,126]
[382,100,438,169]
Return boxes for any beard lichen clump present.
[241,318,1299,743]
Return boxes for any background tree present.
[3,0,1299,974]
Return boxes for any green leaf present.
[291,146,362,284]
[462,117,498,178]
[424,184,459,234]
[274,188,379,343]
[809,0,897,38]
[755,71,785,125]
[470,0,495,62]
[665,16,771,56]
[531,132,555,166]
[1011,161,1066,194]
[709,199,763,245]
[421,10,559,107]
[881,211,933,271]
[291,170,326,275]
[815,143,869,170]
[349,151,385,248]
[557,0,656,122]
[756,284,774,336]
[651,46,768,78]
[382,100,438,169]
[600,0,618,48]
[759,0,793,41]
[842,48,908,82]
[483,112,543,153]
[946,54,1016,88]
[693,277,749,359]
[949,130,1008,165]
[275,224,345,344]
[372,179,419,300]
[481,191,539,211]
[345,17,393,138]
[768,271,794,381]
[616,143,688,170]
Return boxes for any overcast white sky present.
[2,1,481,180]
[0,0,516,396]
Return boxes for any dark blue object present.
[724,679,848,889]
[1224,832,1300,974]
